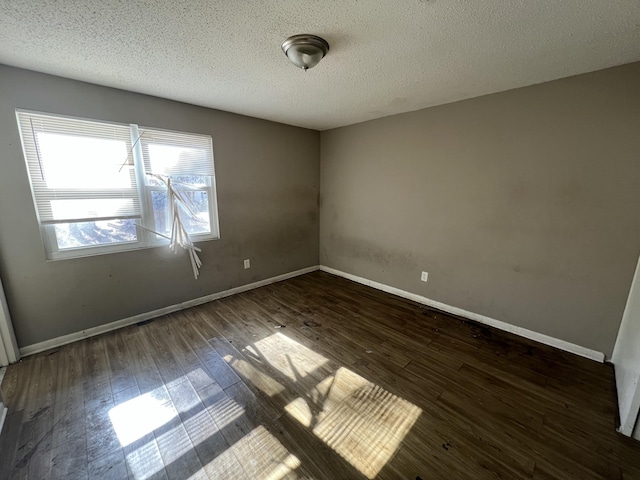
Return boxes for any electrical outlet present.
[244,259,251,269]
[421,271,428,282]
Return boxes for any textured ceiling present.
[1,1,639,130]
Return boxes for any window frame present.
[142,179,217,246]
[41,220,148,260]
[16,109,220,261]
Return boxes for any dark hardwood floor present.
[1,271,638,479]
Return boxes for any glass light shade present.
[282,34,329,71]
[286,45,325,70]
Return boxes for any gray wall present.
[320,62,640,357]
[3,61,640,357]
[0,65,320,347]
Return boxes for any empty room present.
[1,1,640,479]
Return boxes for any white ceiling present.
[1,1,639,131]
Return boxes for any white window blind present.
[16,111,142,224]
[139,127,215,178]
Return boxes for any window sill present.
[45,234,220,261]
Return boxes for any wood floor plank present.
[83,336,113,414]
[432,390,538,477]
[120,325,166,397]
[0,410,24,475]
[261,282,416,368]
[105,329,138,395]
[87,448,129,479]
[252,283,415,373]
[0,358,28,408]
[271,411,368,479]
[166,379,246,479]
[154,403,206,480]
[208,335,285,421]
[243,287,364,367]
[82,337,120,466]
[85,401,119,466]
[154,314,220,392]
[0,271,638,479]
[141,320,187,388]
[123,436,168,480]
[12,351,58,479]
[168,313,234,392]
[50,341,87,480]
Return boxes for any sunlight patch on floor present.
[235,333,422,479]
[110,367,300,479]
[112,333,420,479]
[313,368,422,478]
[109,386,176,447]
[198,445,247,478]
[124,437,165,480]
[248,333,329,384]
[286,367,421,478]
[224,355,286,396]
[233,332,423,480]
[221,425,301,480]
[205,393,247,430]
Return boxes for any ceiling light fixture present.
[281,34,329,71]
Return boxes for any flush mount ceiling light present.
[281,34,329,71]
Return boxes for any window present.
[16,110,219,260]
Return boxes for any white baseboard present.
[320,265,605,363]
[20,265,320,357]
[20,263,605,363]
